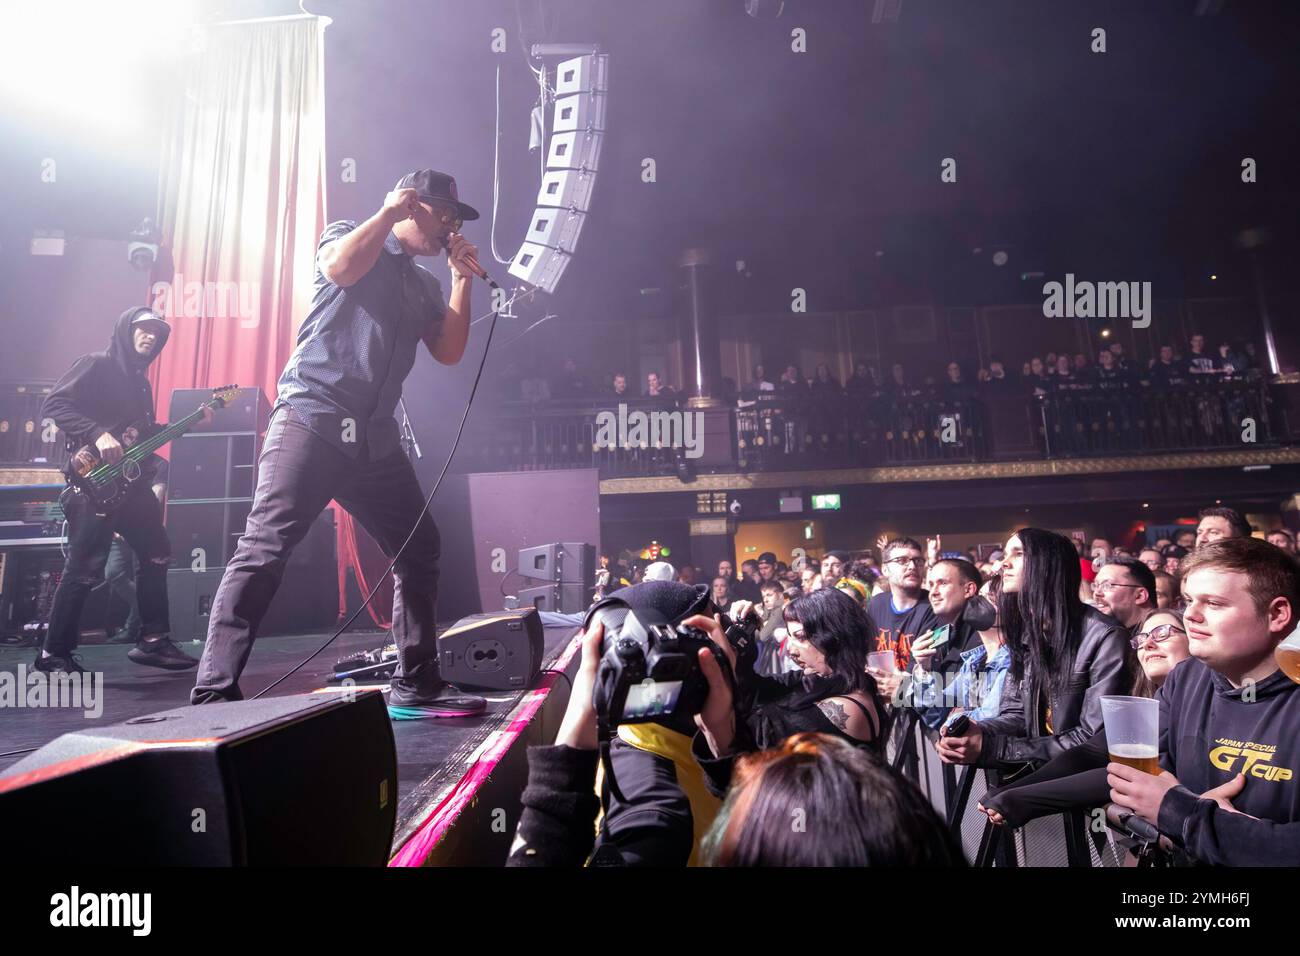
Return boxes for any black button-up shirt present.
[277,221,447,459]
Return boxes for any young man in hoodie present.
[1107,536,1300,865]
[39,307,201,673]
[191,170,487,717]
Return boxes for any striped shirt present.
[276,221,447,458]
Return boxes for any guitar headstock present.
[211,385,241,408]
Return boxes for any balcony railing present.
[455,376,1280,479]
[1033,377,1273,458]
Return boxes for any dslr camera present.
[587,592,759,729]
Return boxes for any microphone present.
[462,253,500,290]
[445,233,499,289]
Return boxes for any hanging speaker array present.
[509,52,608,295]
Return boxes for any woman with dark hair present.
[936,527,1132,771]
[701,733,966,866]
[975,608,1189,829]
[736,587,885,752]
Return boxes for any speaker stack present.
[516,541,595,614]
[508,50,608,294]
[164,389,338,640]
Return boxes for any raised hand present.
[381,187,421,224]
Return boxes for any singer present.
[191,169,487,718]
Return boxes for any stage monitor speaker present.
[0,692,396,865]
[167,510,338,641]
[438,607,543,690]
[517,583,586,615]
[518,541,595,584]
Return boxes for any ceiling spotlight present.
[1210,274,1217,281]
[1100,328,1111,338]
[992,250,1008,267]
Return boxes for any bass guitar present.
[62,385,239,512]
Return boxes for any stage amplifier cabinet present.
[165,387,270,502]
[168,385,271,435]
[516,582,587,615]
[0,692,397,865]
[0,381,66,467]
[518,541,595,585]
[167,510,338,640]
[438,607,543,690]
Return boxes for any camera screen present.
[623,679,683,719]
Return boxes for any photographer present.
[935,528,1132,771]
[508,587,952,866]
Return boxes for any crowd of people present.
[509,503,1300,867]
[504,334,1262,407]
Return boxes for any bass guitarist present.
[38,306,206,673]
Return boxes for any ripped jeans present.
[44,483,171,655]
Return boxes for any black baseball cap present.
[395,169,480,221]
[757,552,777,565]
[130,310,170,337]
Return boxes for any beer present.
[1277,643,1300,685]
[1109,743,1160,776]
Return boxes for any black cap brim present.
[416,195,480,222]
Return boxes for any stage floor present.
[0,622,581,859]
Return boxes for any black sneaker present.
[387,679,486,719]
[107,626,141,645]
[33,651,86,675]
[128,636,199,670]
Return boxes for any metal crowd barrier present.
[887,703,1127,868]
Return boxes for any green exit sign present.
[812,494,841,511]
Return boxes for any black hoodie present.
[1157,657,1300,866]
[42,306,170,450]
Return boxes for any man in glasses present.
[866,537,937,699]
[192,169,487,719]
[1091,556,1156,634]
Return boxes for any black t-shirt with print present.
[866,591,937,672]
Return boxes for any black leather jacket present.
[976,606,1132,770]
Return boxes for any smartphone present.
[930,623,953,650]
[944,713,971,737]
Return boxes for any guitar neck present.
[88,402,214,480]
[124,403,212,461]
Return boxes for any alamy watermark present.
[1042,273,1151,328]
[149,273,259,328]
[0,665,103,718]
[50,886,151,936]
[593,403,704,459]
